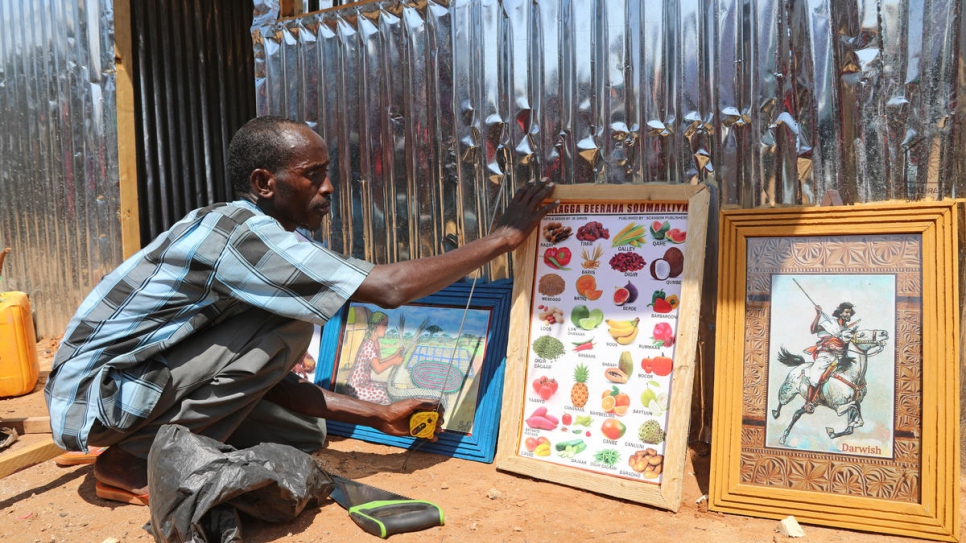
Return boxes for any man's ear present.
[250,168,275,199]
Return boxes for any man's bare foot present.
[93,445,148,495]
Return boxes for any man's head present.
[227,116,333,231]
[832,302,855,322]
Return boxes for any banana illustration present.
[607,317,640,341]
[605,317,639,328]
[615,327,639,345]
[609,324,638,338]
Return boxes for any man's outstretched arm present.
[352,179,557,308]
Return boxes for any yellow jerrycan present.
[0,248,40,397]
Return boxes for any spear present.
[792,279,859,331]
[792,278,820,308]
[792,278,831,320]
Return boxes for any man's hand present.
[375,399,445,442]
[490,178,559,251]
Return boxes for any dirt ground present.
[0,338,960,543]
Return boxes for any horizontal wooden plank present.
[0,437,62,479]
[0,416,51,434]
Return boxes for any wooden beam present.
[0,417,51,435]
[114,0,141,258]
[279,0,306,18]
[0,437,63,480]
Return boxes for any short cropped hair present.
[227,116,308,196]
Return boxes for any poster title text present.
[552,202,688,215]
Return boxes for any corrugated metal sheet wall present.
[0,0,120,338]
[0,1,258,337]
[133,1,257,243]
[253,0,965,440]
[253,0,965,268]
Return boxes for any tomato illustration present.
[532,376,559,400]
[642,355,674,377]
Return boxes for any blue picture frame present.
[314,279,512,463]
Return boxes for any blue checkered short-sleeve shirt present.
[45,200,373,451]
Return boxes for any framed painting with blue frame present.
[314,279,512,463]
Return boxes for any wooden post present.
[114,0,141,258]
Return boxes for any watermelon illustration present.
[666,228,686,244]
[649,220,671,240]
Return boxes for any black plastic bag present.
[147,424,334,542]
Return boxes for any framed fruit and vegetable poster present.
[710,203,959,541]
[495,184,710,511]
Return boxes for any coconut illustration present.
[650,259,671,280]
[664,247,684,278]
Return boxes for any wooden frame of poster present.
[709,202,959,541]
[495,184,710,511]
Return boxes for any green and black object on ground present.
[327,472,444,538]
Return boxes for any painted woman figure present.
[345,311,404,404]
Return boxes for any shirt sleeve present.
[213,214,374,325]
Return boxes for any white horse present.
[771,328,889,445]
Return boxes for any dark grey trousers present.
[88,309,327,458]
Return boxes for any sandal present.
[53,446,107,466]
[94,481,149,506]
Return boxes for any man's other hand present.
[376,398,445,442]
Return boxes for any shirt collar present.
[231,199,316,242]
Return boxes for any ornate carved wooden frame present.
[710,202,959,541]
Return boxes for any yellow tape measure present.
[409,411,439,439]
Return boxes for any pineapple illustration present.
[571,363,589,407]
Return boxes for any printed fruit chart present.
[518,202,688,483]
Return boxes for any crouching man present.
[45,116,556,505]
